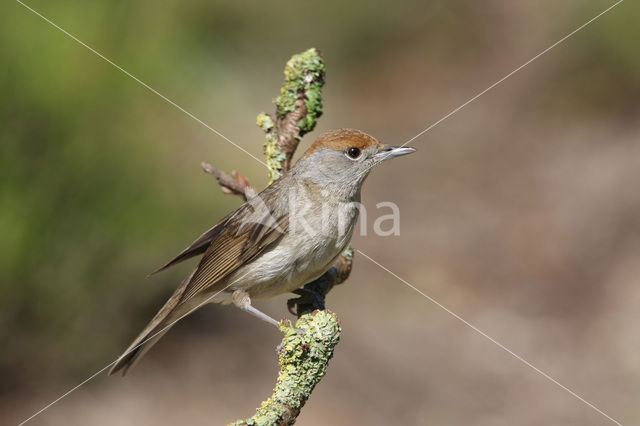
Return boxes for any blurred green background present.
[1,0,639,424]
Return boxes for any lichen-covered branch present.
[229,311,341,426]
[201,48,352,425]
[259,47,326,183]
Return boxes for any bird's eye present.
[346,147,361,159]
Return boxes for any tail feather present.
[109,327,169,376]
[110,270,197,376]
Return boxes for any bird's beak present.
[374,145,417,161]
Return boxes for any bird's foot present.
[287,287,326,316]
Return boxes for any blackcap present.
[110,129,415,375]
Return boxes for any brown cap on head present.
[303,129,381,156]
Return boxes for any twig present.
[201,162,256,200]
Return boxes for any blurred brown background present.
[1,0,639,424]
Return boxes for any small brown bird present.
[110,129,415,375]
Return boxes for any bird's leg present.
[232,290,279,328]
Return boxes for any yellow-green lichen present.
[275,48,325,133]
[256,113,275,132]
[257,113,283,183]
[340,245,354,263]
[257,48,325,185]
[230,311,341,426]
[263,137,284,183]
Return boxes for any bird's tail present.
[109,325,169,376]
[110,270,197,376]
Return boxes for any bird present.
[110,128,415,375]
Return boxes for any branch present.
[201,162,256,200]
[229,311,341,426]
[201,48,352,425]
[258,47,325,182]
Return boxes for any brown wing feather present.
[180,213,288,302]
[147,208,245,276]
[169,178,290,303]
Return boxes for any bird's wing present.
[152,179,290,304]
[148,178,290,277]
[179,209,289,302]
[147,221,227,276]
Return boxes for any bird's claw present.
[287,287,326,315]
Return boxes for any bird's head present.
[292,129,416,196]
